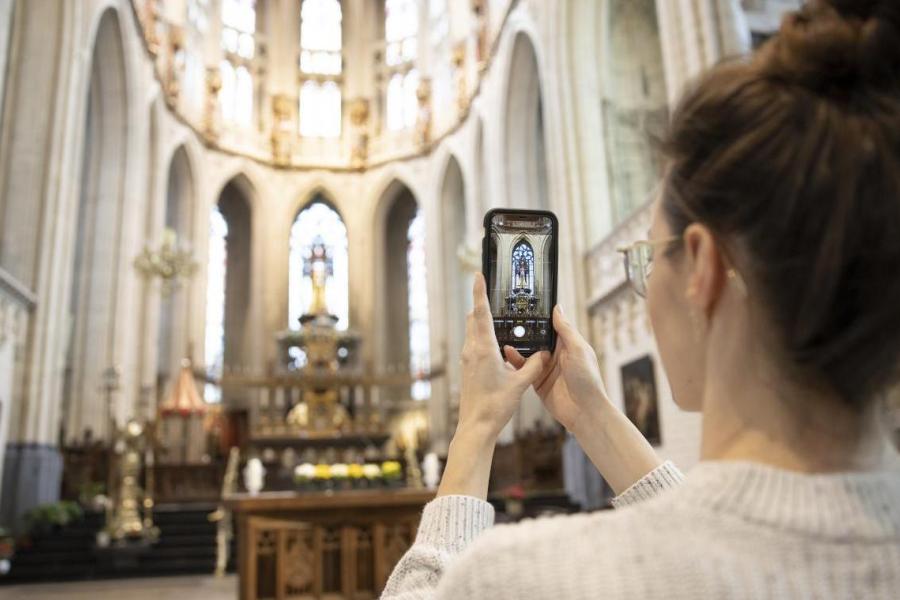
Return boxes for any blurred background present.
[0,0,895,598]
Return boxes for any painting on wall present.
[621,355,661,446]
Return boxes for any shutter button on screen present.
[513,325,526,338]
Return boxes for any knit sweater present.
[381,460,900,599]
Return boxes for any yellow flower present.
[348,464,364,479]
[314,464,332,480]
[382,461,402,479]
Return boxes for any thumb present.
[553,305,584,348]
[514,351,551,388]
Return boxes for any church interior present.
[0,0,897,598]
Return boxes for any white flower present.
[362,463,382,479]
[294,463,316,479]
[330,463,349,478]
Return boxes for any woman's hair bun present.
[758,0,900,96]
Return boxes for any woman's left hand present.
[437,272,549,500]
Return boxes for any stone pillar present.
[655,0,751,104]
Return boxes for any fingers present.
[514,351,551,387]
[535,357,561,396]
[553,305,585,349]
[503,345,526,369]
[472,272,494,335]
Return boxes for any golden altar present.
[225,488,434,600]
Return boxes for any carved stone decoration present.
[142,0,161,57]
[415,78,432,149]
[164,25,185,108]
[471,0,489,71]
[203,65,222,141]
[452,42,470,119]
[283,528,316,594]
[349,98,370,169]
[270,93,293,166]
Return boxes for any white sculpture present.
[243,457,266,495]
[422,452,441,490]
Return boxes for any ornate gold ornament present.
[271,94,293,166]
[133,228,199,296]
[203,66,223,140]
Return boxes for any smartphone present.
[482,209,559,357]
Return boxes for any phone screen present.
[483,210,558,356]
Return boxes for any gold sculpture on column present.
[102,419,160,544]
[164,25,185,108]
[416,78,432,149]
[471,0,489,73]
[142,0,161,58]
[271,94,293,167]
[203,66,223,141]
[452,42,470,120]
[350,98,370,169]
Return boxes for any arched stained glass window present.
[407,209,430,400]
[289,201,349,330]
[204,207,229,403]
[511,240,535,293]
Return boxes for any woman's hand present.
[457,273,550,439]
[437,273,549,500]
[507,305,663,495]
[505,305,608,437]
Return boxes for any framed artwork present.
[621,355,661,446]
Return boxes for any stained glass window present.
[407,209,430,400]
[298,0,342,138]
[204,206,228,403]
[220,60,253,127]
[299,80,342,138]
[511,240,535,293]
[222,0,256,59]
[300,0,342,75]
[387,69,419,131]
[289,202,349,330]
[386,0,418,66]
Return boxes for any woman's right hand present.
[505,305,610,437]
[507,305,663,494]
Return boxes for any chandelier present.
[134,228,198,295]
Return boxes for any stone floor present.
[0,574,237,599]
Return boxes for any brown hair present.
[662,0,900,408]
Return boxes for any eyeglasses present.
[616,236,681,298]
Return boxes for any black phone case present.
[482,208,559,356]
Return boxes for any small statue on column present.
[203,66,222,141]
[416,78,432,149]
[271,94,293,166]
[350,98,370,169]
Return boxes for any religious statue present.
[304,236,333,318]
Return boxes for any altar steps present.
[0,503,235,584]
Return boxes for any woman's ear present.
[683,223,726,317]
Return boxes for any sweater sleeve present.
[611,460,685,508]
[380,494,495,600]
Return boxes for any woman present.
[383,1,900,598]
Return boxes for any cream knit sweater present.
[381,461,900,599]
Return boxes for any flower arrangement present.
[382,461,403,486]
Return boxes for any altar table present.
[225,488,434,599]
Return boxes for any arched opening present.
[204,177,252,402]
[602,0,667,223]
[62,8,129,442]
[504,32,548,211]
[157,146,195,386]
[288,196,349,333]
[440,156,469,405]
[376,181,430,402]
